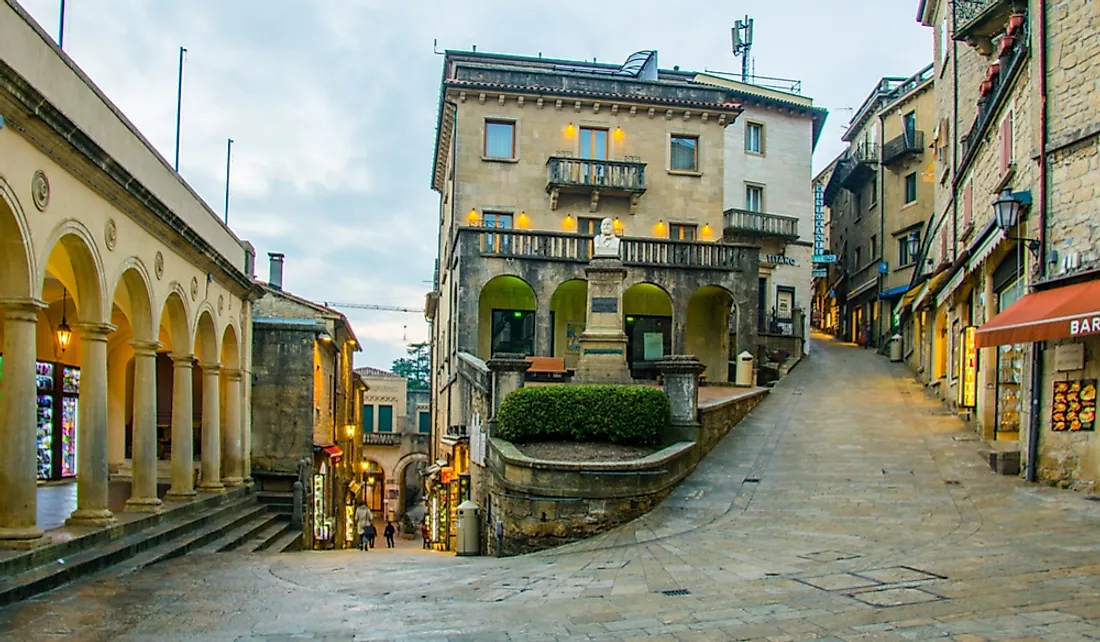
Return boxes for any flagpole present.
[224,138,233,224]
[174,46,187,172]
[58,0,66,49]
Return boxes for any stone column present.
[125,340,162,512]
[657,356,705,444]
[0,299,48,548]
[221,369,244,486]
[165,353,196,501]
[486,354,532,420]
[534,306,553,357]
[574,258,631,383]
[671,294,690,356]
[67,322,117,527]
[197,362,224,492]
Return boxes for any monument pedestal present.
[574,258,632,384]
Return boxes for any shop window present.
[745,122,764,154]
[418,411,431,434]
[905,172,918,204]
[484,120,515,159]
[625,315,672,379]
[378,405,393,433]
[669,223,697,241]
[491,309,535,356]
[670,135,698,171]
[362,404,374,433]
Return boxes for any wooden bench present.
[524,356,571,382]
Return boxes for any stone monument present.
[574,218,632,384]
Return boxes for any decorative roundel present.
[218,295,225,315]
[31,170,50,211]
[104,219,118,251]
[190,276,199,301]
[154,252,165,280]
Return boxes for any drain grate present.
[661,589,691,596]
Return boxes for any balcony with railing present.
[882,130,925,168]
[723,208,799,241]
[362,432,401,447]
[840,141,878,190]
[954,0,1025,52]
[458,227,752,272]
[546,155,646,213]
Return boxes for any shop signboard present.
[959,326,978,408]
[812,268,828,278]
[1052,379,1096,432]
[813,254,838,263]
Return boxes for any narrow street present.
[5,334,1100,641]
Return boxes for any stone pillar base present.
[222,477,245,487]
[197,482,226,494]
[0,527,49,550]
[65,508,117,528]
[164,489,197,502]
[574,333,632,384]
[124,497,163,513]
[663,420,699,444]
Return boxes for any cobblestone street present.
[6,334,1100,641]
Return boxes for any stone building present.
[0,0,256,549]
[424,49,760,550]
[691,73,828,350]
[354,366,430,524]
[251,254,364,549]
[822,65,936,348]
[909,0,1100,486]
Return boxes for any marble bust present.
[592,217,621,258]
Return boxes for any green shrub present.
[495,385,669,445]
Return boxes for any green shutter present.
[362,405,374,433]
[418,411,431,434]
[379,405,393,433]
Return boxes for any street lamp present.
[56,288,73,353]
[992,187,1039,258]
[906,230,921,264]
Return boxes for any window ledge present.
[667,169,703,177]
[482,156,519,164]
[745,150,765,158]
[902,200,919,210]
[994,164,1017,193]
[960,223,975,242]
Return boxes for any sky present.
[19,0,933,370]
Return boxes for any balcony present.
[546,156,646,214]
[461,227,753,272]
[839,142,878,191]
[723,208,799,241]
[954,0,1026,54]
[882,131,925,168]
[362,432,401,447]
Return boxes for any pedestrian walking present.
[421,521,430,549]
[365,521,377,549]
[354,503,372,551]
[384,521,396,548]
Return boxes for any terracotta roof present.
[355,366,401,379]
[445,78,742,110]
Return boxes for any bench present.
[524,356,571,382]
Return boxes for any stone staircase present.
[0,486,302,607]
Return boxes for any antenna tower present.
[731,16,754,83]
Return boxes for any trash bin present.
[889,334,903,362]
[735,351,754,387]
[455,500,480,556]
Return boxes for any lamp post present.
[992,187,1039,258]
[907,230,921,265]
[56,288,72,353]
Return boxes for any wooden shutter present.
[1000,111,1014,174]
[963,183,973,231]
[940,228,947,261]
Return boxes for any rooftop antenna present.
[433,38,443,55]
[731,15,754,83]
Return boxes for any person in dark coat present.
[364,522,377,549]
[383,521,396,548]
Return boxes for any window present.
[491,309,535,356]
[580,127,608,160]
[578,216,601,236]
[855,247,863,268]
[905,172,918,204]
[484,120,515,159]
[361,404,374,433]
[669,223,697,241]
[378,405,393,433]
[745,122,763,154]
[939,17,950,66]
[871,235,878,260]
[999,110,1014,174]
[903,111,917,143]
[745,185,763,212]
[935,118,950,164]
[418,411,431,434]
[670,135,698,171]
[869,180,878,206]
[482,212,513,253]
[897,236,910,266]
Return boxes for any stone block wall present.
[697,389,769,457]
[251,322,315,474]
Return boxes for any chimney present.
[268,252,284,290]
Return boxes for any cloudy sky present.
[19,0,932,370]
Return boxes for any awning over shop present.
[975,279,1100,347]
[321,445,343,460]
[879,284,910,300]
[899,282,926,309]
[848,278,878,300]
[966,228,1006,275]
[935,267,967,308]
[913,270,952,310]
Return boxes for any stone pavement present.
[6,334,1100,641]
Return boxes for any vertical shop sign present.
[813,183,826,258]
[959,326,978,408]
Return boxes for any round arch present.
[392,452,430,520]
[39,219,107,324]
[686,285,735,383]
[478,275,537,360]
[158,287,191,355]
[0,176,36,298]
[192,306,219,363]
[220,322,240,369]
[623,282,673,379]
[549,279,587,365]
[109,258,156,343]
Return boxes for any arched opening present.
[393,452,430,524]
[623,282,672,379]
[934,310,948,380]
[219,324,243,485]
[193,310,222,491]
[478,275,536,360]
[686,285,734,383]
[549,279,587,369]
[158,290,197,500]
[360,460,385,513]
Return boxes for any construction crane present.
[324,302,424,314]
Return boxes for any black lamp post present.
[992,187,1039,258]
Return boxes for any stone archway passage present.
[393,452,431,520]
[478,275,537,360]
[623,282,673,380]
[549,279,588,369]
[686,285,735,383]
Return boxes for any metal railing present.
[362,432,401,446]
[882,130,925,166]
[723,208,799,239]
[546,157,646,192]
[462,227,751,271]
[959,25,1028,172]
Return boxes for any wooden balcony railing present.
[546,156,646,193]
[460,227,751,272]
[723,208,799,240]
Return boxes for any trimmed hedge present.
[496,385,669,446]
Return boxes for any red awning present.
[322,445,343,460]
[975,279,1100,348]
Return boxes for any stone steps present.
[261,526,304,554]
[193,511,283,554]
[240,519,293,553]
